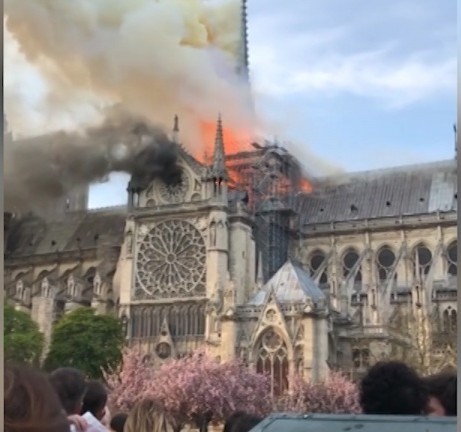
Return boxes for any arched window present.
[447,241,457,276]
[376,246,396,284]
[352,347,370,369]
[413,243,432,278]
[309,250,328,285]
[294,345,304,374]
[442,307,457,335]
[256,329,289,397]
[343,249,362,284]
[197,304,206,335]
[450,310,457,334]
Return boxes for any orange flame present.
[299,178,313,193]
[199,121,252,162]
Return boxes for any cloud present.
[248,2,456,109]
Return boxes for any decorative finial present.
[172,114,180,143]
[173,114,179,132]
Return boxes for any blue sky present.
[248,0,456,169]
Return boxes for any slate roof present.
[250,260,325,305]
[297,160,457,225]
[6,208,126,258]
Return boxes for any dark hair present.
[359,361,428,415]
[81,380,108,420]
[5,365,69,432]
[110,413,129,432]
[223,412,247,432]
[230,414,263,432]
[49,367,87,415]
[424,371,457,416]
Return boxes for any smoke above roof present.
[4,0,255,143]
[4,108,180,214]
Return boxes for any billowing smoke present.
[4,0,255,143]
[4,108,181,213]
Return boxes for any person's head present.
[125,400,176,432]
[49,367,87,415]
[5,365,69,432]
[110,413,128,432]
[423,371,457,416]
[81,380,108,421]
[359,361,428,415]
[230,414,263,432]
[223,412,246,432]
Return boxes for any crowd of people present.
[4,360,457,432]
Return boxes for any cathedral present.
[4,0,457,394]
[4,113,457,392]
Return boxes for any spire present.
[454,123,457,159]
[237,0,249,81]
[210,114,228,180]
[172,114,179,143]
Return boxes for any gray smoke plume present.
[5,109,180,213]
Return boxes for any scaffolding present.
[226,142,303,282]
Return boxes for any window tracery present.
[130,303,206,339]
[413,243,432,279]
[376,246,396,283]
[135,220,206,299]
[342,249,361,285]
[352,347,370,369]
[157,169,190,203]
[308,250,328,285]
[255,328,289,397]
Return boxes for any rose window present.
[262,329,283,351]
[136,220,206,298]
[158,169,190,203]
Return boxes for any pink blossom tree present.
[104,346,153,412]
[278,371,361,414]
[146,350,271,431]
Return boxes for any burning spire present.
[237,0,250,82]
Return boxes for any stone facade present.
[5,120,457,391]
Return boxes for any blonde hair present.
[124,400,176,432]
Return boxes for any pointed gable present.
[249,260,325,305]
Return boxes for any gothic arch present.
[254,327,289,397]
[294,344,304,374]
[308,249,328,285]
[446,240,457,277]
[412,242,433,277]
[376,245,397,283]
[442,307,457,334]
[342,247,362,283]
[83,267,97,300]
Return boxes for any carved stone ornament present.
[135,220,206,298]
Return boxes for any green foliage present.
[4,303,44,366]
[45,307,124,379]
